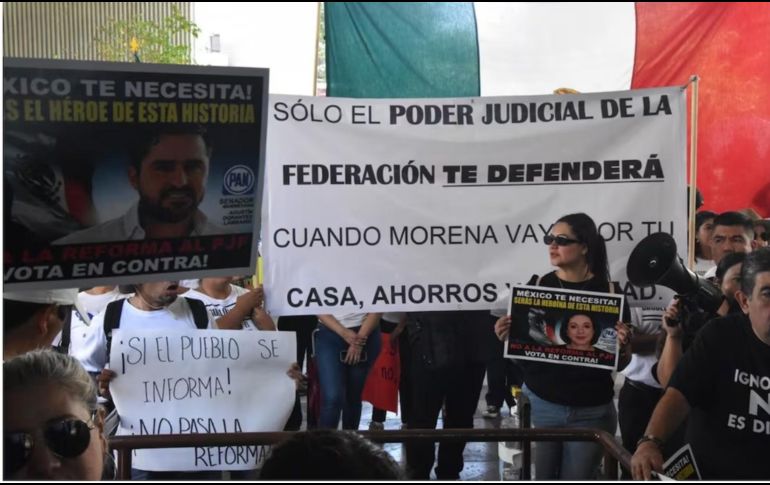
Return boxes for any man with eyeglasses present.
[3,289,89,360]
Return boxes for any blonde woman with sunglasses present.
[4,349,109,480]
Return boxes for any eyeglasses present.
[4,412,96,476]
[543,234,581,246]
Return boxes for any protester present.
[185,277,276,330]
[4,350,109,480]
[631,248,770,480]
[494,213,632,479]
[315,313,382,430]
[694,210,716,274]
[52,287,128,371]
[405,310,494,479]
[4,289,87,360]
[754,219,770,248]
[704,211,756,279]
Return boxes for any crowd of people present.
[4,207,770,481]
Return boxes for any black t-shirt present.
[669,313,770,479]
[520,271,631,407]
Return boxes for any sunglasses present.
[543,234,581,246]
[4,412,96,476]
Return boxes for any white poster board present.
[263,89,686,315]
[109,329,295,471]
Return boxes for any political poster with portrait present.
[504,285,624,370]
[108,329,296,471]
[263,89,686,315]
[3,58,267,290]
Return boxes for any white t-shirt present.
[621,307,664,387]
[79,297,216,372]
[78,288,128,318]
[53,289,130,368]
[331,313,367,329]
[184,284,258,330]
[382,312,405,324]
[52,312,93,364]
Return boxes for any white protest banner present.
[263,89,686,315]
[109,329,296,471]
[3,58,267,290]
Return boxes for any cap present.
[4,288,90,325]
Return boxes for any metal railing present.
[109,426,632,480]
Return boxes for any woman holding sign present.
[494,213,632,480]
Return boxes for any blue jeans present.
[315,324,381,429]
[522,385,617,480]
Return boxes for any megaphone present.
[626,232,724,314]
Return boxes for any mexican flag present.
[325,2,770,215]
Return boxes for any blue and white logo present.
[223,165,255,195]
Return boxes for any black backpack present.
[103,297,209,358]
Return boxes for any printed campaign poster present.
[504,285,624,370]
[108,329,296,471]
[662,444,701,480]
[3,59,268,290]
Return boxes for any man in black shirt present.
[631,248,770,480]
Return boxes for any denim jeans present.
[522,385,617,480]
[315,323,381,429]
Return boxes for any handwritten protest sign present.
[109,329,295,471]
[3,58,267,290]
[263,89,686,314]
[504,285,624,370]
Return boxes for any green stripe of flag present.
[326,2,480,98]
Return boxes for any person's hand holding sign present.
[495,315,511,342]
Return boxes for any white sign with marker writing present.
[109,329,296,471]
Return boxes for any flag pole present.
[312,1,322,96]
[687,75,699,270]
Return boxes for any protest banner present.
[663,444,701,480]
[108,329,295,471]
[263,89,686,315]
[504,285,624,370]
[3,58,267,290]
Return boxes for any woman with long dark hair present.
[495,213,631,480]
